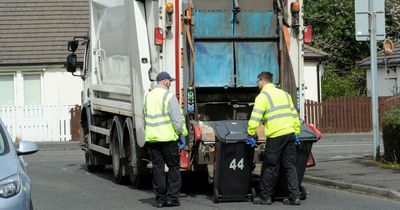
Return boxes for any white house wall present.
[304,61,320,102]
[0,65,82,106]
[0,65,82,141]
[43,68,82,106]
[366,66,399,96]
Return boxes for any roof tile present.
[0,0,89,65]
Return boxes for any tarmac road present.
[24,146,400,210]
[312,137,384,161]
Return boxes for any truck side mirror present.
[66,53,77,73]
[68,40,79,52]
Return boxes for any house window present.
[0,75,15,106]
[23,74,42,105]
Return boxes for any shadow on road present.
[138,197,155,206]
[78,164,214,196]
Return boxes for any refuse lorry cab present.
[66,0,311,194]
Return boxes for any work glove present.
[295,135,301,145]
[178,136,186,149]
[246,137,256,148]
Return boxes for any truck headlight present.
[0,174,21,198]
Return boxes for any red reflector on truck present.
[154,28,163,45]
[304,25,313,45]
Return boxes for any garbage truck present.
[66,0,313,195]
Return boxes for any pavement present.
[304,133,400,201]
[36,140,81,151]
[34,133,400,201]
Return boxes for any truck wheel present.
[79,120,88,146]
[82,120,105,172]
[128,142,142,188]
[85,152,105,172]
[124,118,147,188]
[81,122,94,172]
[123,117,151,188]
[85,152,97,172]
[111,130,126,184]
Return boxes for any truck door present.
[194,0,279,88]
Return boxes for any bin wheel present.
[250,188,256,202]
[300,185,307,200]
[214,189,219,203]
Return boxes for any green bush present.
[382,105,400,163]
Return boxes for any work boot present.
[166,200,180,207]
[253,197,272,205]
[283,197,300,205]
[156,201,166,208]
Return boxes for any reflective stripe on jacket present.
[247,83,300,138]
[144,87,183,142]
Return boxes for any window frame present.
[0,73,17,106]
[22,72,43,105]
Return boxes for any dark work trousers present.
[260,133,300,200]
[149,141,181,204]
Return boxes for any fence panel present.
[0,105,72,142]
[70,105,81,141]
[304,96,400,133]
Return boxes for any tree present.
[304,0,400,100]
[386,0,400,40]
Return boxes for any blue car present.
[0,119,38,210]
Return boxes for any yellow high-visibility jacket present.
[247,83,300,138]
[144,86,188,142]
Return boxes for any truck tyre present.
[81,121,105,172]
[124,117,148,188]
[85,152,105,172]
[127,135,141,187]
[85,152,97,172]
[79,118,89,147]
[111,130,125,184]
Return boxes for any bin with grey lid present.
[212,120,255,203]
[272,122,320,200]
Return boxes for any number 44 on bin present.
[229,158,244,170]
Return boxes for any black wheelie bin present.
[212,120,256,203]
[272,122,320,200]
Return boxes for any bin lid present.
[299,123,318,141]
[211,120,248,143]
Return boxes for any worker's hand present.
[246,137,256,148]
[295,135,301,145]
[178,136,186,149]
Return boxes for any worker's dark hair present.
[257,72,273,83]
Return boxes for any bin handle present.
[225,140,238,144]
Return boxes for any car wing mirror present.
[16,141,39,155]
